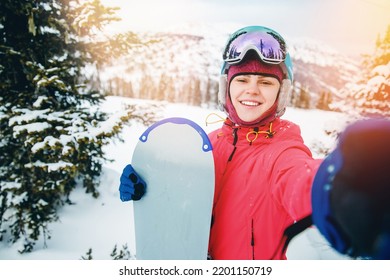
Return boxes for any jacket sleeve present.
[269,140,322,221]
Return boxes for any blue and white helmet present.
[218,25,294,118]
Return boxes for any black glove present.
[312,118,390,259]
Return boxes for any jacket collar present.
[221,118,279,145]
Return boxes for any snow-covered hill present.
[289,37,360,100]
[100,24,360,108]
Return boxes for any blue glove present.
[119,164,146,201]
[312,118,390,259]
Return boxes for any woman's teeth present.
[240,101,260,106]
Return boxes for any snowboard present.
[131,117,215,260]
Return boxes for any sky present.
[101,0,389,56]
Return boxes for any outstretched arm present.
[312,118,390,259]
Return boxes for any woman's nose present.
[245,81,260,94]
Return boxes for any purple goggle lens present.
[223,30,287,65]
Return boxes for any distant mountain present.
[99,25,361,109]
[288,37,360,103]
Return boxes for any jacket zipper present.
[251,219,255,259]
[228,128,239,161]
[228,127,256,259]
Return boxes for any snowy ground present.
[0,96,352,260]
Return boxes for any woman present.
[207,26,321,259]
[119,26,390,260]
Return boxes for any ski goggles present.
[223,26,287,65]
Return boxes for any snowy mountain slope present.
[100,24,360,108]
[288,37,361,100]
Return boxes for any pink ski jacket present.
[208,118,322,259]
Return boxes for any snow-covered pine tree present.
[316,91,332,111]
[291,83,311,109]
[0,0,148,253]
[336,25,390,117]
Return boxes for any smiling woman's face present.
[229,74,281,123]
